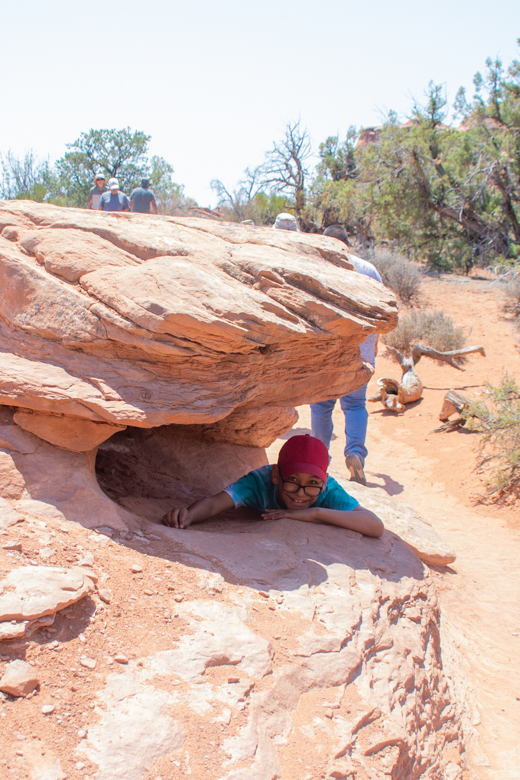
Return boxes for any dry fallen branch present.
[368,343,486,412]
[432,390,473,432]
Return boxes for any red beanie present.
[277,435,329,482]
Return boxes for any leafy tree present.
[306,43,520,271]
[0,150,59,203]
[148,155,197,215]
[317,129,358,182]
[303,129,374,242]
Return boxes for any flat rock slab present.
[0,566,95,623]
[330,472,457,566]
[0,496,25,531]
[0,659,39,697]
[82,516,464,780]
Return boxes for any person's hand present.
[162,507,192,528]
[261,508,316,523]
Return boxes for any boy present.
[162,435,384,538]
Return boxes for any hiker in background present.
[98,179,130,212]
[273,213,299,231]
[87,172,107,210]
[310,225,382,486]
[130,178,158,214]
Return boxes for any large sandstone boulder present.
[0,201,397,530]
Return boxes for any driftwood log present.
[368,343,486,412]
[433,390,472,432]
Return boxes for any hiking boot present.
[345,454,366,486]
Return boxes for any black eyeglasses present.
[281,476,324,498]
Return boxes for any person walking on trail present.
[273,212,299,231]
[130,179,158,214]
[310,225,383,486]
[87,172,107,210]
[98,179,130,212]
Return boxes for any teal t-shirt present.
[224,465,358,512]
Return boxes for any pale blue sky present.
[1,0,519,206]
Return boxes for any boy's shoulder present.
[239,464,274,487]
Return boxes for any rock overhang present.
[0,200,397,429]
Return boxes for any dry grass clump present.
[383,309,467,357]
[369,248,423,306]
[465,373,520,503]
[501,272,520,323]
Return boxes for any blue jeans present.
[310,384,369,462]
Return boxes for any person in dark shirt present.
[87,172,107,210]
[130,179,158,214]
[98,179,130,212]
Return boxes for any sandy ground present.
[268,275,520,780]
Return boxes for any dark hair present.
[323,225,350,246]
[141,179,150,187]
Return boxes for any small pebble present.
[80,657,96,671]
[2,542,22,551]
[259,591,269,598]
[98,589,112,604]
[42,704,55,715]
[273,634,281,640]
[114,653,128,665]
[131,564,143,573]
[16,750,23,756]
[77,729,87,738]
[228,677,240,684]
[143,589,153,596]
[174,595,183,603]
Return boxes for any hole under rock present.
[95,424,266,531]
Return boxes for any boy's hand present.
[162,508,192,529]
[261,508,317,523]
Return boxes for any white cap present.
[273,213,298,231]
[94,171,105,181]
[108,178,119,190]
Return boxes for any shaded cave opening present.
[95,424,266,530]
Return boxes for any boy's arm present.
[162,491,235,529]
[261,505,384,538]
[315,506,384,537]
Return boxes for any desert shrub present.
[465,373,520,502]
[382,309,466,356]
[501,272,520,322]
[369,248,423,305]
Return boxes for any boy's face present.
[271,465,326,509]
